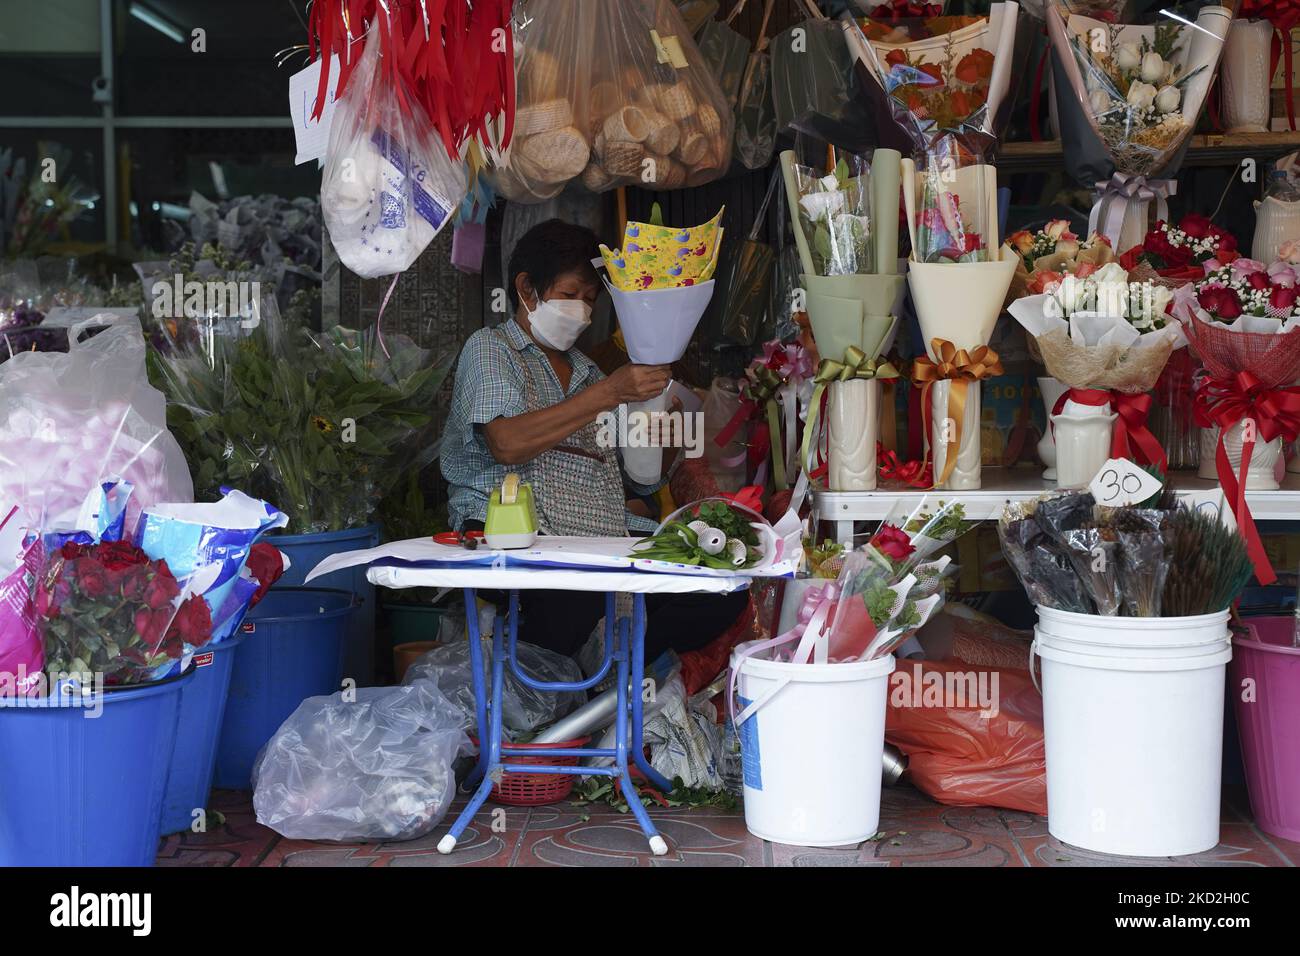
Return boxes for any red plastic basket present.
[478,737,590,807]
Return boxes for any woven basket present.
[582,162,615,191]
[677,130,709,166]
[696,102,722,138]
[521,50,561,101]
[515,98,575,137]
[653,83,696,121]
[518,126,590,184]
[602,140,645,178]
[644,110,681,155]
[603,106,650,144]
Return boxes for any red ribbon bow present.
[877,445,933,488]
[1192,371,1300,586]
[1050,388,1168,474]
[720,486,765,515]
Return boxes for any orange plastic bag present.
[886,660,1046,815]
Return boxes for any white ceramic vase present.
[1222,19,1274,134]
[828,379,879,492]
[931,380,982,490]
[1252,196,1300,264]
[1199,424,1283,490]
[1052,401,1115,489]
[1036,377,1068,481]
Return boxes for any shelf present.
[812,467,1300,541]
[998,131,1300,173]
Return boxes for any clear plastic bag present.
[503,0,734,200]
[252,680,471,842]
[696,5,751,109]
[0,314,193,536]
[772,13,878,155]
[401,636,585,734]
[733,0,778,170]
[320,24,467,278]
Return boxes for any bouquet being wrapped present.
[1008,260,1185,485]
[1047,3,1231,250]
[631,495,799,576]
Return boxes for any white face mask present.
[525,295,592,351]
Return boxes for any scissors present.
[433,530,486,549]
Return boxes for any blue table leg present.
[439,601,506,854]
[460,588,489,790]
[614,616,667,855]
[629,592,674,794]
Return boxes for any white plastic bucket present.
[1032,607,1231,857]
[731,645,895,847]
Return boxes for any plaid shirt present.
[441,319,660,534]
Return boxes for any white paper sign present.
[1089,457,1163,507]
[289,57,341,166]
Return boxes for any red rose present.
[1145,230,1193,268]
[77,566,108,599]
[143,570,180,611]
[954,48,994,85]
[1198,286,1243,319]
[871,524,915,562]
[165,595,213,649]
[885,48,907,68]
[60,541,88,560]
[1248,271,1270,290]
[1180,213,1212,239]
[96,541,149,572]
[1270,284,1298,311]
[918,62,944,86]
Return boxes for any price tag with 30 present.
[1088,458,1163,507]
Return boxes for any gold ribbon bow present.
[745,365,785,406]
[911,338,1004,488]
[803,348,901,477]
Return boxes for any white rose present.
[1093,262,1129,285]
[1148,284,1172,318]
[1054,274,1089,315]
[1126,81,1157,110]
[1116,43,1142,71]
[1089,89,1113,116]
[799,191,844,222]
[1140,51,1165,84]
[1154,84,1181,114]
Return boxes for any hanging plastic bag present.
[0,314,193,537]
[696,2,753,110]
[733,0,779,170]
[771,2,877,154]
[401,637,585,734]
[505,0,734,199]
[702,170,780,347]
[252,680,471,842]
[321,22,467,278]
[676,0,722,34]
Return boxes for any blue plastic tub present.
[160,633,247,835]
[270,524,379,687]
[0,668,194,866]
[214,588,354,790]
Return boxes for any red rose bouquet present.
[1121,214,1239,286]
[35,540,213,687]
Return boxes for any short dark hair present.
[507,219,601,309]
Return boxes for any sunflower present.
[311,415,335,434]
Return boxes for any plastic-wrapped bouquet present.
[790,156,874,278]
[632,498,767,570]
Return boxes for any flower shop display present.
[498,0,733,202]
[780,147,907,491]
[1008,260,1185,487]
[320,24,468,279]
[0,313,193,538]
[600,209,722,484]
[1047,3,1231,251]
[1121,213,1239,286]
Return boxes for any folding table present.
[363,561,753,856]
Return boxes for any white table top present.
[367,563,752,594]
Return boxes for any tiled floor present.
[156,784,1300,868]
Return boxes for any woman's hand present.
[602,363,672,406]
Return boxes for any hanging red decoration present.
[306,0,516,160]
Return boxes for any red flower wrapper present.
[245,543,289,610]
[34,541,214,689]
[1181,315,1300,586]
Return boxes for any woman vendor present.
[441,219,747,662]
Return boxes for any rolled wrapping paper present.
[871,148,901,276]
[913,339,1004,490]
[900,157,919,253]
[779,149,817,277]
[1181,7,1233,133]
